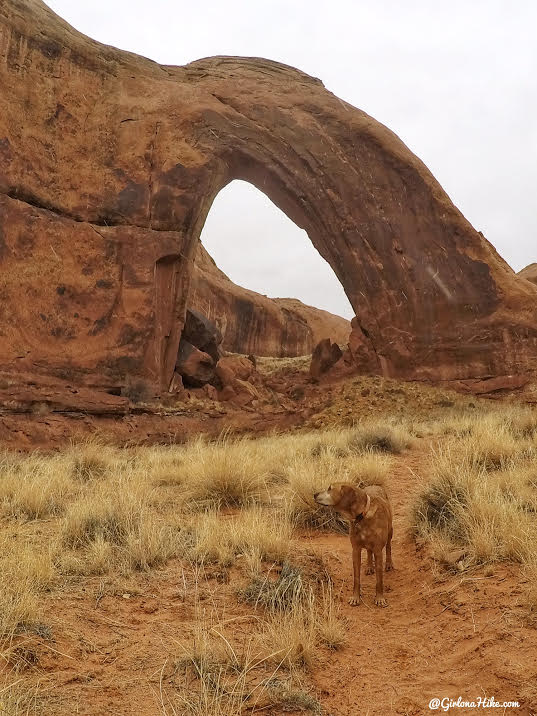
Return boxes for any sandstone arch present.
[0,0,535,394]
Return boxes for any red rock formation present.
[0,0,536,398]
[519,264,537,286]
[309,339,343,380]
[176,341,215,388]
[190,243,350,357]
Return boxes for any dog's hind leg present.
[365,549,374,575]
[385,527,394,571]
[373,549,387,607]
[349,546,362,606]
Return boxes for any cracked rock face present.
[0,0,536,395]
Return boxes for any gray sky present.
[45,0,537,319]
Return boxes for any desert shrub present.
[0,542,55,638]
[190,508,292,567]
[347,420,412,455]
[240,562,308,612]
[258,584,345,671]
[413,444,537,567]
[0,454,75,519]
[179,436,273,509]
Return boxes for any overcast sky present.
[45,0,537,319]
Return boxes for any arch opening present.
[184,179,353,362]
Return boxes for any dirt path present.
[305,451,537,715]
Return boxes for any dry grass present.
[0,680,41,716]
[347,421,413,455]
[0,537,55,639]
[255,354,311,376]
[413,407,537,569]
[1,402,536,713]
[190,508,292,568]
[167,566,342,715]
[178,436,275,509]
[0,454,75,520]
[257,582,345,671]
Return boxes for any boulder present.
[218,355,255,382]
[214,354,259,405]
[310,339,343,380]
[176,341,215,388]
[182,308,223,363]
[231,378,260,407]
[218,385,237,402]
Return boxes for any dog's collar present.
[354,494,371,522]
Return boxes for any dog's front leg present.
[365,549,374,575]
[349,545,361,606]
[373,549,387,607]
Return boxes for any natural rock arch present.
[0,0,536,394]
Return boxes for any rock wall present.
[190,243,350,357]
[0,0,536,395]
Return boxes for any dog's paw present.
[374,596,388,607]
[385,562,395,572]
[365,565,375,575]
[348,596,361,606]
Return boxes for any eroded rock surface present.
[310,339,343,380]
[519,264,537,286]
[0,0,536,400]
[190,243,351,357]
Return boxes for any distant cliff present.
[189,243,351,357]
[519,264,537,286]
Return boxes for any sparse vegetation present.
[347,421,412,455]
[1,401,536,713]
[413,407,537,569]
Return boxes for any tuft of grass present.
[0,680,41,715]
[314,585,346,650]
[62,492,139,548]
[0,541,55,639]
[190,508,292,567]
[257,584,345,672]
[240,562,308,613]
[413,442,537,568]
[0,454,75,520]
[179,436,272,509]
[170,611,274,716]
[348,421,412,455]
[266,681,322,714]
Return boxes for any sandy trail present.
[306,450,536,715]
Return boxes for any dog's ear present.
[337,483,358,507]
[339,483,368,518]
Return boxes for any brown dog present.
[314,483,394,607]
